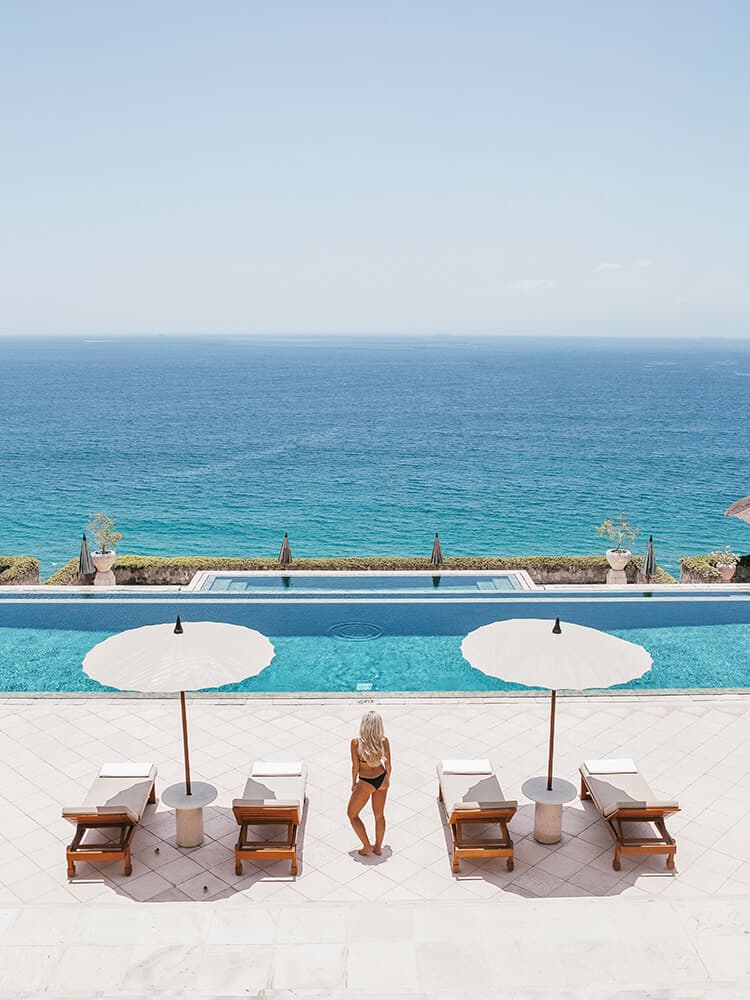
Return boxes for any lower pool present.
[1,584,750,692]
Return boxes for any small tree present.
[595,513,640,552]
[88,512,122,554]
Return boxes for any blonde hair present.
[357,711,385,767]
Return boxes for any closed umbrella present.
[641,535,656,582]
[278,533,293,568]
[83,616,274,795]
[78,533,95,577]
[430,533,443,568]
[461,617,652,791]
[725,496,750,525]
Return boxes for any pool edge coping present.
[1,687,749,700]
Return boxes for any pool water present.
[1,621,749,693]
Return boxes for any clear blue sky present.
[1,2,748,336]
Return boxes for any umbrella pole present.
[180,690,192,796]
[546,689,556,791]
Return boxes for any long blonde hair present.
[357,711,385,767]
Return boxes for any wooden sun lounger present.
[232,763,308,876]
[62,764,157,877]
[579,760,680,870]
[436,761,517,873]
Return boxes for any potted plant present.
[88,512,122,586]
[595,514,640,571]
[710,546,739,582]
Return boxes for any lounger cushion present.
[233,765,308,813]
[441,759,493,775]
[437,763,515,813]
[100,762,153,778]
[580,763,678,819]
[62,765,157,826]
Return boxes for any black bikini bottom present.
[359,772,386,790]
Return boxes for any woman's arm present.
[350,739,360,790]
[383,737,392,779]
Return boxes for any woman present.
[347,710,391,856]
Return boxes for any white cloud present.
[596,261,624,272]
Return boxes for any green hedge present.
[0,556,40,584]
[680,552,750,582]
[44,553,676,584]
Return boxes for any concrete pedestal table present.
[162,782,217,848]
[522,777,577,845]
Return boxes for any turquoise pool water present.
[2,621,749,693]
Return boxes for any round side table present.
[161,782,217,848]
[521,777,577,844]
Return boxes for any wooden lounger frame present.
[65,779,157,877]
[233,802,303,876]
[438,786,515,873]
[580,771,678,871]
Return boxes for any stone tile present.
[272,942,347,990]
[348,940,419,990]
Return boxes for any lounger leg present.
[66,855,75,878]
[124,846,132,877]
[667,851,675,870]
[612,845,622,871]
[291,850,298,877]
[507,857,514,872]
[580,775,590,800]
[148,781,157,805]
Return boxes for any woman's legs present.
[347,781,374,854]
[371,785,388,854]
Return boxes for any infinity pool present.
[1,579,749,692]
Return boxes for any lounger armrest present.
[603,799,680,819]
[451,799,518,813]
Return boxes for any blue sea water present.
[1,335,749,577]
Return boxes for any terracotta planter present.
[717,562,736,582]
[92,550,116,587]
[606,549,631,572]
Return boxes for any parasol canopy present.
[83,617,274,794]
[430,532,443,568]
[461,617,652,789]
[78,533,95,577]
[725,496,750,525]
[278,533,293,567]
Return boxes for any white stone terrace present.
[1,692,749,997]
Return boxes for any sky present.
[1,2,748,337]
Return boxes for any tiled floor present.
[1,692,749,996]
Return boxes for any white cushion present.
[251,761,303,777]
[584,758,637,775]
[100,762,154,778]
[441,759,492,775]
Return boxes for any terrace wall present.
[44,554,676,586]
[0,557,40,586]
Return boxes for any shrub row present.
[680,553,750,583]
[0,556,41,585]
[43,553,676,585]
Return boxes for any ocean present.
[1,336,748,578]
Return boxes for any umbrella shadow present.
[435,799,677,898]
[72,801,309,903]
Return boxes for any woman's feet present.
[372,845,382,856]
[357,844,373,856]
